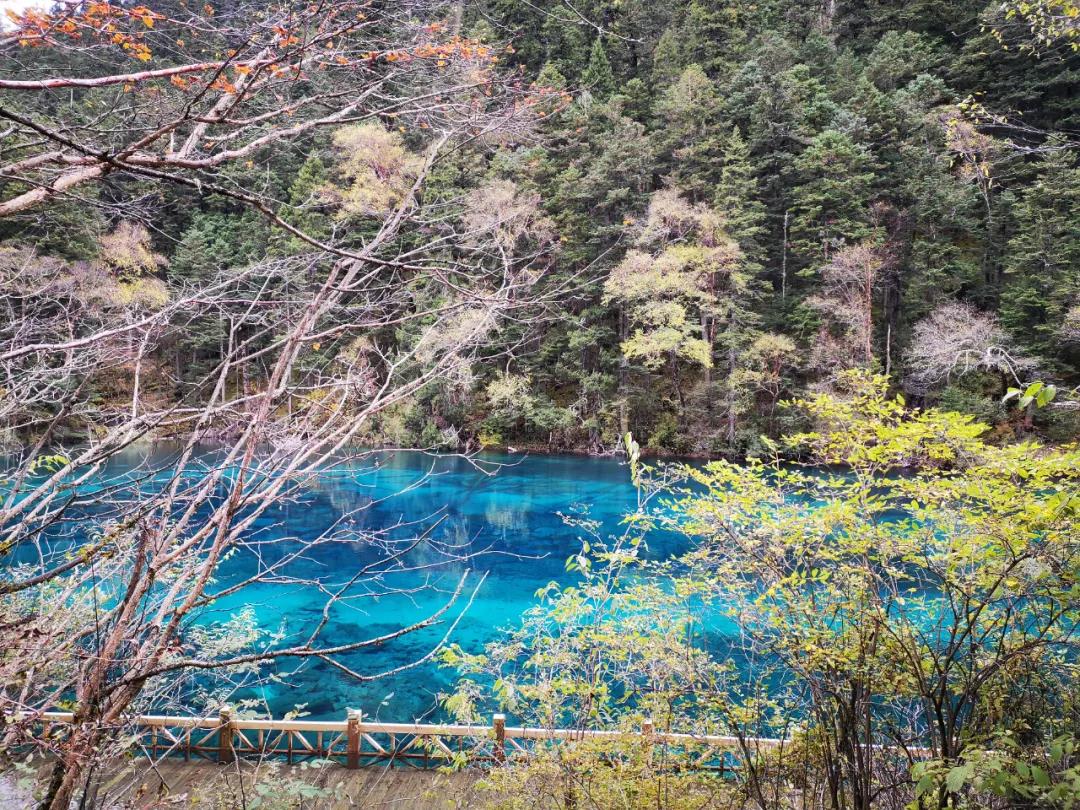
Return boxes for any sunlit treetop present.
[992,0,1080,52]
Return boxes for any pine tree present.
[789,130,877,269]
[538,10,589,82]
[683,0,748,77]
[535,61,568,91]
[275,154,330,254]
[651,26,685,87]
[999,147,1080,367]
[617,78,652,123]
[170,211,268,283]
[655,65,725,200]
[582,37,616,99]
[716,126,768,272]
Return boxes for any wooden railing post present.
[218,706,235,764]
[346,709,361,769]
[642,717,654,766]
[493,714,506,764]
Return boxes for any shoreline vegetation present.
[439,378,1080,809]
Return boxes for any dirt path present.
[2,758,487,809]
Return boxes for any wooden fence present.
[24,710,768,771]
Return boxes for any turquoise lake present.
[32,447,691,723]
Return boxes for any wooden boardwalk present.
[5,759,485,809]
[3,710,801,807]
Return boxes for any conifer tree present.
[651,26,685,87]
[1000,147,1080,366]
[789,130,877,269]
[535,61,568,91]
[582,37,617,99]
[276,154,330,254]
[655,65,725,200]
[683,0,748,76]
[715,126,768,272]
[539,10,590,81]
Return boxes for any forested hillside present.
[2,0,1078,457]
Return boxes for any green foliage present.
[445,373,1080,809]
[789,130,878,268]
[655,65,725,198]
[912,735,1080,808]
[715,126,767,271]
[170,211,269,283]
[5,0,1079,454]
[1000,147,1080,366]
[27,454,71,475]
[275,153,331,252]
[581,37,616,99]
[937,383,1003,424]
[1005,379,1059,409]
[864,31,945,90]
[995,0,1080,51]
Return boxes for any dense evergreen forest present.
[3,0,1078,457]
[473,0,1080,456]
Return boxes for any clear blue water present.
[226,450,662,722]
[17,446,689,722]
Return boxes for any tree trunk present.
[781,210,789,301]
[618,306,629,435]
[40,724,100,810]
[726,345,737,447]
